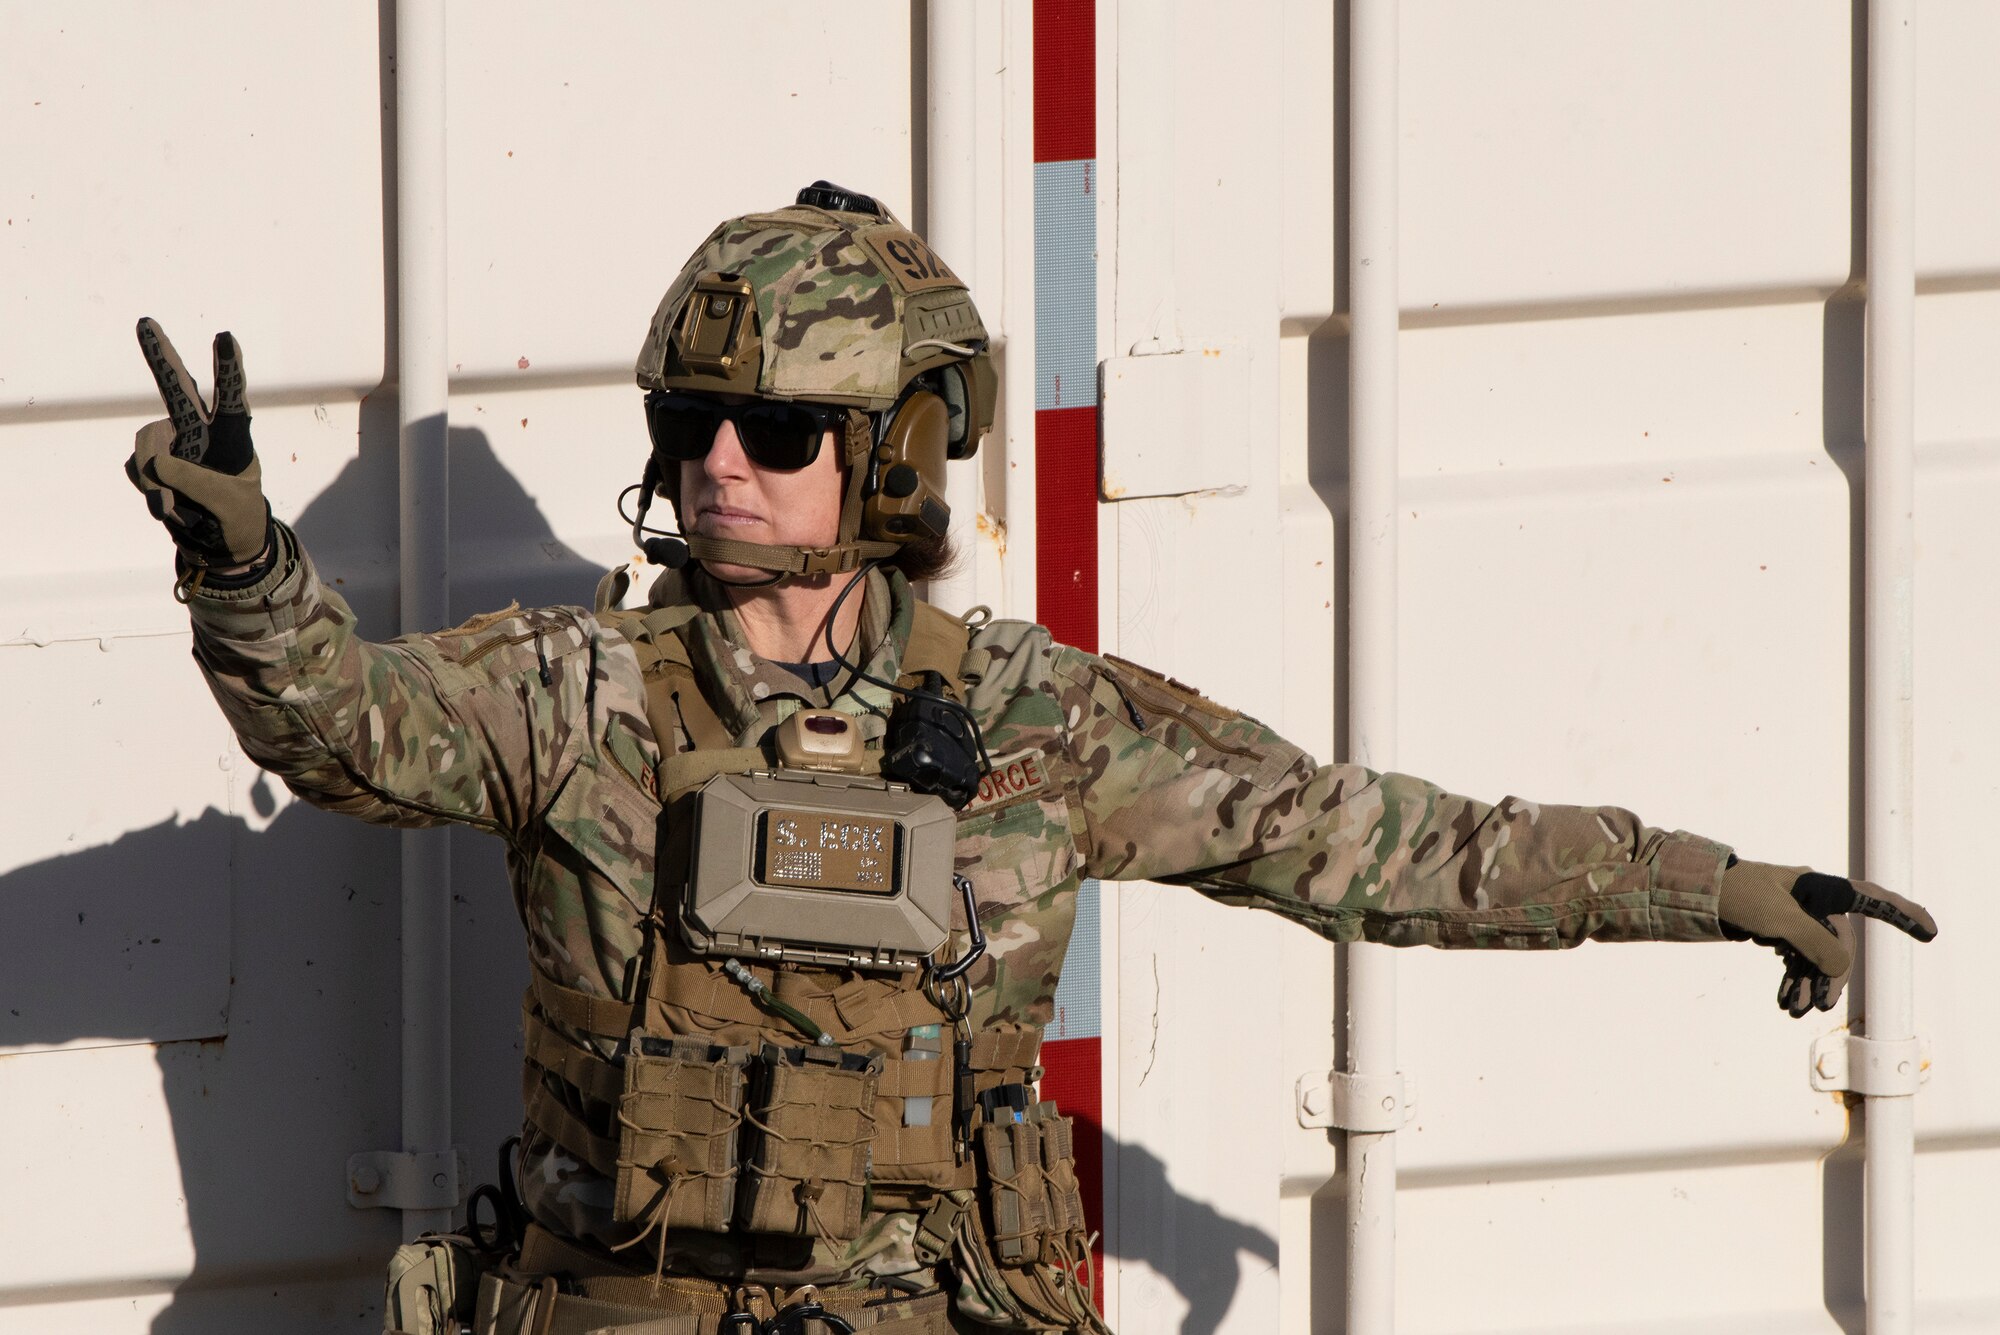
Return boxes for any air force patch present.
[960,750,1053,818]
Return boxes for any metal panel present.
[1097,2,1993,1333]
[443,5,917,379]
[4,2,1995,1332]
[0,5,916,1329]
[0,635,233,1053]
[1402,1,1854,309]
[0,6,387,412]
[1099,348,1251,499]
[1916,0,2000,275]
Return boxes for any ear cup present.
[863,390,952,542]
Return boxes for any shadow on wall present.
[0,426,604,1333]
[1105,1132,1280,1335]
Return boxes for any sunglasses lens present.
[645,393,833,470]
[645,393,724,460]
[734,402,826,471]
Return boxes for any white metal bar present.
[1863,1,1918,1330]
[926,0,979,614]
[1346,0,1401,1330]
[395,0,454,1240]
[997,3,1038,625]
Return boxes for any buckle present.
[796,545,861,576]
[912,1194,967,1265]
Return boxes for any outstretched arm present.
[1051,644,1934,1012]
[123,320,619,835]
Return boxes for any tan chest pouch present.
[613,1038,882,1241]
[946,1085,1103,1333]
[969,1086,1088,1268]
[523,975,1048,1249]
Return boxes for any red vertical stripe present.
[1033,405,1100,655]
[1033,0,1102,1311]
[1033,0,1097,162]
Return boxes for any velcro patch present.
[859,225,964,295]
[960,750,1053,818]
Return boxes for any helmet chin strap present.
[633,510,896,582]
[684,533,900,578]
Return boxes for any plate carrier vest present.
[509,592,1105,1332]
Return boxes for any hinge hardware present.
[1808,1032,1927,1098]
[346,1147,467,1210]
[1295,1069,1415,1132]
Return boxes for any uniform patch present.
[961,750,1053,817]
[859,225,963,295]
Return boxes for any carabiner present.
[764,1298,857,1335]
[929,875,986,985]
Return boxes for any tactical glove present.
[1718,861,1938,1017]
[125,317,271,577]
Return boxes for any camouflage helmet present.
[632,183,997,580]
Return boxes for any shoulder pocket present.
[1096,657,1302,790]
[542,758,659,917]
[423,608,588,696]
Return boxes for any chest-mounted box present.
[678,767,957,972]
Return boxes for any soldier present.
[126,183,1936,1335]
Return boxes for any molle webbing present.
[530,965,635,1038]
[900,601,971,697]
[520,963,1044,1194]
[519,596,1017,1245]
[641,643,734,754]
[523,1002,622,1105]
[528,962,989,1052]
[658,747,767,800]
[612,595,974,776]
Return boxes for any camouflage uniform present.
[184,519,1732,1309]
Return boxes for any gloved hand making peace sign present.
[124,317,272,587]
[1717,861,1938,1017]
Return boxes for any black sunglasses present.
[644,390,850,471]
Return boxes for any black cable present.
[819,564,995,775]
[615,480,680,540]
[625,452,989,761]
[618,475,785,589]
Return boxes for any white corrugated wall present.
[0,3,1991,1332]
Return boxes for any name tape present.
[961,750,1052,817]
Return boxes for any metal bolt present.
[1816,1052,1841,1080]
[432,1172,448,1189]
[351,1165,381,1195]
[1302,1087,1327,1118]
[1380,1095,1396,1113]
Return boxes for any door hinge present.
[346,1147,468,1210]
[1809,1031,1928,1098]
[1296,1069,1415,1132]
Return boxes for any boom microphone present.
[642,535,690,569]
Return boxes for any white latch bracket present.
[1808,1032,1927,1098]
[347,1147,468,1211]
[1296,1069,1415,1132]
